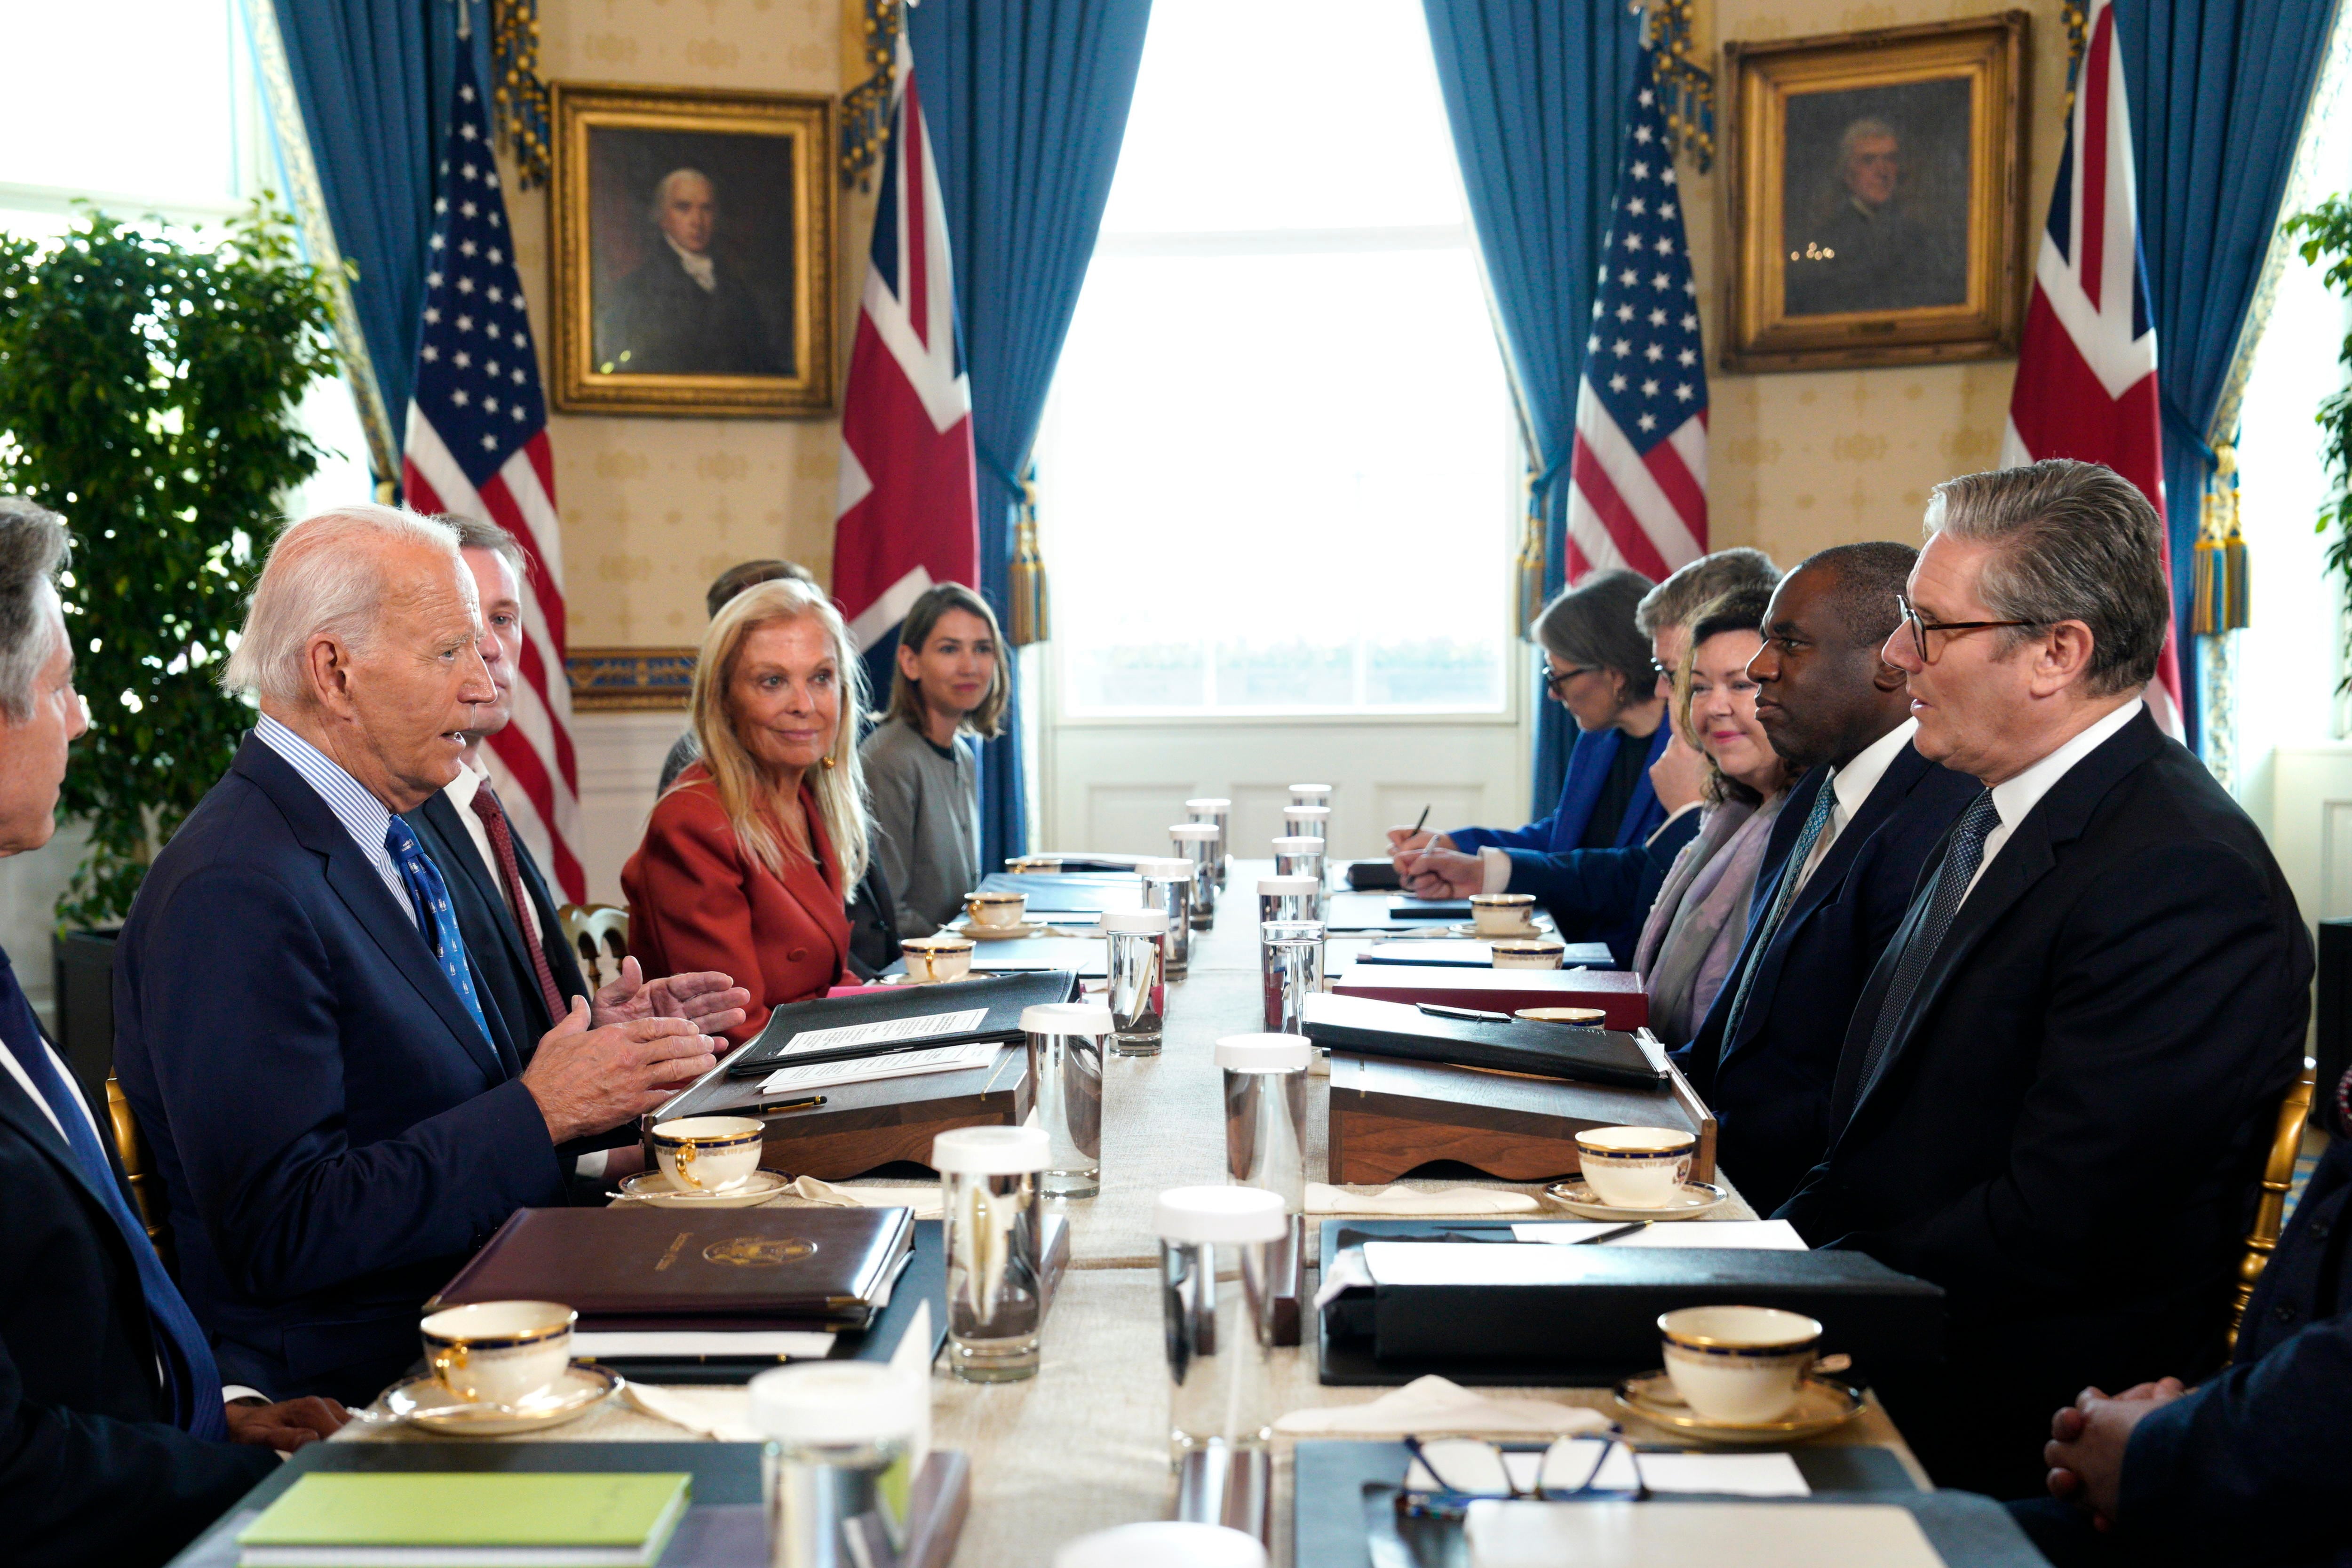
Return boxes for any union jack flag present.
[401,53,584,897]
[834,32,978,688]
[1566,43,1708,583]
[1999,0,2183,736]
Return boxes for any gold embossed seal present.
[702,1236,817,1268]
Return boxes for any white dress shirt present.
[1961,697,2145,902]
[0,1033,103,1148]
[1789,717,1920,897]
[664,235,717,293]
[443,761,543,943]
[254,714,414,925]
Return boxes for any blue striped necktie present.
[1,959,227,1438]
[1718,777,1838,1048]
[385,818,494,1054]
[1849,789,2001,1113]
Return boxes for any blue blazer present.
[1677,740,1978,1212]
[113,735,569,1406]
[1448,724,1671,859]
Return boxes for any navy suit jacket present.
[1680,740,1979,1211]
[404,788,589,1048]
[113,735,569,1406]
[0,982,275,1567]
[1778,709,2311,1497]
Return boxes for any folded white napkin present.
[622,1382,760,1443]
[1275,1375,1611,1436]
[1309,1183,1542,1216]
[783,1174,943,1220]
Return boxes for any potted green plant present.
[2287,196,2352,683]
[0,206,339,1091]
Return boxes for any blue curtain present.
[1423,1,1644,816]
[905,0,1153,870]
[260,0,493,461]
[2118,0,2337,749]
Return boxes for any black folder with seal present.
[1301,993,1666,1090]
[724,971,1080,1076]
[1316,1220,1943,1386]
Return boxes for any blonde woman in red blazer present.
[625,578,872,1044]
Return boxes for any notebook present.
[723,970,1079,1076]
[236,1472,691,1566]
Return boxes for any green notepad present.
[236,1472,692,1567]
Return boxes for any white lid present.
[1053,1522,1268,1568]
[1021,1002,1115,1036]
[1102,907,1169,934]
[1270,836,1321,854]
[1184,797,1231,812]
[1289,784,1333,796]
[1214,1033,1312,1072]
[1169,823,1220,842]
[1257,876,1319,896]
[748,1361,922,1444]
[1154,1184,1289,1244]
[931,1123,1050,1174]
[1282,804,1332,820]
[1137,857,1192,878]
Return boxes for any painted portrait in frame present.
[1723,15,2026,372]
[551,82,835,416]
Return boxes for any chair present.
[2227,1061,2318,1351]
[103,1074,174,1268]
[560,902,631,992]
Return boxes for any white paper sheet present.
[774,1008,988,1059]
[1506,1220,1808,1250]
[573,1329,836,1358]
[1406,1443,1809,1498]
[1463,1501,1943,1568]
[759,1039,996,1092]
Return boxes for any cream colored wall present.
[1687,0,2073,565]
[512,0,858,648]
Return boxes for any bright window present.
[1036,0,1518,717]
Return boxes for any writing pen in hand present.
[1407,804,1430,841]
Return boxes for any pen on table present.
[1573,1220,1651,1245]
[752,1094,827,1115]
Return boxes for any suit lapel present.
[1558,728,1615,847]
[0,1048,141,1258]
[234,739,509,1085]
[418,791,538,985]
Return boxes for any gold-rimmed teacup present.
[650,1114,765,1194]
[1658,1305,1823,1424]
[903,934,977,984]
[965,891,1027,930]
[1489,937,1566,970]
[1574,1125,1696,1208]
[1470,892,1538,936]
[419,1300,577,1408]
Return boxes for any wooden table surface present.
[343,860,1928,1563]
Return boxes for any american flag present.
[1998,0,2183,736]
[1566,44,1708,582]
[834,31,978,691]
[400,54,584,898]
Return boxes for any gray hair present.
[1924,460,2169,695]
[649,167,714,221]
[0,497,67,725]
[1636,548,1781,636]
[443,514,528,588]
[1840,117,1899,166]
[1534,569,1657,706]
[221,504,466,705]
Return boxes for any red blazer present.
[622,764,851,1043]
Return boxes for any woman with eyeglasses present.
[1633,587,1794,1044]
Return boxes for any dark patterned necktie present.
[385,817,494,1052]
[1719,777,1837,1048]
[1850,789,2001,1112]
[470,782,567,1025]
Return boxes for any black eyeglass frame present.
[1893,590,2042,665]
[1400,1432,1653,1512]
[1541,662,1599,694]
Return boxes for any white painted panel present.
[1084,783,1200,858]
[2267,743,2352,933]
[1229,783,1301,859]
[1373,783,1484,842]
[573,710,695,906]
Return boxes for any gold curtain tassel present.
[1514,476,1547,641]
[1008,475,1050,648]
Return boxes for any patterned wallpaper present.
[520,0,2075,649]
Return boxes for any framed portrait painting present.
[550,82,835,416]
[1722,14,2027,372]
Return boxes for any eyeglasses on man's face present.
[1893,590,2041,665]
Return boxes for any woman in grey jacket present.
[859,583,1008,936]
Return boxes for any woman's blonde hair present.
[885,581,1008,740]
[684,577,871,887]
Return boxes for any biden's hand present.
[523,999,719,1143]
[592,955,750,1038]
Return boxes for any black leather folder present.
[724,971,1080,1075]
[975,870,1144,913]
[1343,859,1402,891]
[1390,897,1470,920]
[1300,993,1665,1089]
[1316,1221,1944,1386]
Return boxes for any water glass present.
[1022,1003,1112,1198]
[751,1362,922,1568]
[1185,797,1231,890]
[1288,784,1332,811]
[1104,907,1169,1056]
[1258,920,1326,1034]
[1270,836,1325,920]
[1139,858,1193,978]
[933,1125,1049,1383]
[1256,876,1317,926]
[1281,804,1330,845]
[1171,823,1220,928]
[1215,1035,1311,1214]
[1157,1186,1287,1458]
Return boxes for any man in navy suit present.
[1779,462,2309,1497]
[1679,541,1976,1210]
[114,505,745,1406]
[0,496,344,1566]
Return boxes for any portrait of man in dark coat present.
[596,167,790,377]
[1782,94,1970,318]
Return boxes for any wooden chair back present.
[104,1074,174,1268]
[560,902,631,992]
[2228,1061,2318,1351]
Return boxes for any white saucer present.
[1541,1179,1727,1221]
[954,920,1055,940]
[376,1362,622,1435]
[876,969,999,987]
[1447,921,1542,939]
[1614,1370,1863,1443]
[617,1168,790,1208]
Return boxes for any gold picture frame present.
[550,81,836,417]
[1721,13,2027,372]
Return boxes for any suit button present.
[2273,1303,2299,1323]
[788,947,809,963]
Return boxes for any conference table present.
[336,860,1928,1564]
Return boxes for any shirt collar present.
[254,713,395,858]
[664,234,717,291]
[1987,697,2144,835]
[1828,716,1919,821]
[444,754,488,810]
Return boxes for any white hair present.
[650,167,715,217]
[221,504,467,705]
